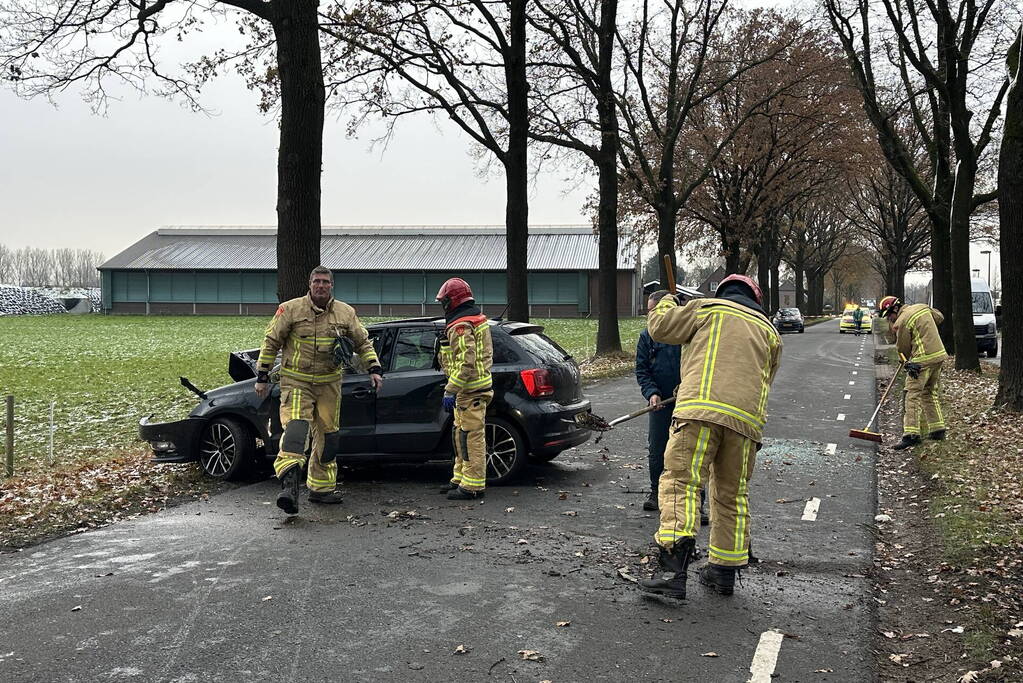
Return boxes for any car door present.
[337,328,388,454]
[374,326,448,453]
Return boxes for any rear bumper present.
[522,399,592,453]
[139,415,205,463]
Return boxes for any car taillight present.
[520,368,555,397]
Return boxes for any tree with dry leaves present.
[1,0,328,301]
[822,0,1017,370]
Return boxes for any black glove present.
[905,362,922,379]
[331,335,355,369]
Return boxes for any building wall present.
[102,269,636,318]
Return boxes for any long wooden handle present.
[662,254,676,294]
[608,396,677,427]
[863,361,904,431]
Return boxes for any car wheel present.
[485,417,527,485]
[198,417,254,481]
[798,327,804,333]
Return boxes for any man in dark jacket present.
[635,290,706,524]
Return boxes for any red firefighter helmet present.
[715,274,763,306]
[436,277,474,310]
[878,295,901,319]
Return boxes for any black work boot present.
[447,487,484,501]
[927,429,946,441]
[699,563,739,596]
[308,489,344,505]
[892,434,922,450]
[642,492,658,511]
[637,539,696,599]
[439,482,458,494]
[276,467,300,515]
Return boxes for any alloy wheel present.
[486,422,519,480]
[199,422,237,478]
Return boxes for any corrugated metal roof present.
[99,226,637,271]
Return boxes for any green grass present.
[0,314,646,475]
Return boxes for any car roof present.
[366,316,542,334]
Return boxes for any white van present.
[972,278,998,358]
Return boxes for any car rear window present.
[513,333,571,364]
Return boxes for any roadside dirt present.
[872,359,1022,683]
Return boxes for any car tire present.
[198,417,254,481]
[988,344,998,358]
[798,327,804,333]
[485,417,528,485]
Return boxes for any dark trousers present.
[647,407,672,491]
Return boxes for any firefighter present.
[435,278,494,500]
[878,296,947,450]
[638,274,782,600]
[254,266,383,514]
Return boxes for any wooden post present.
[4,395,13,478]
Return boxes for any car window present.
[391,328,439,373]
[514,332,570,364]
[491,330,523,365]
[347,330,385,374]
[972,292,993,314]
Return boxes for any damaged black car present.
[139,317,592,485]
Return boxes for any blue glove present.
[442,393,456,413]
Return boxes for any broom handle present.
[863,358,905,431]
[663,254,677,295]
[608,396,677,427]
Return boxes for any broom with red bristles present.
[849,354,906,443]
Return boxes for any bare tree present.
[0,244,13,284]
[325,0,531,321]
[844,160,931,301]
[996,25,1022,410]
[822,0,1016,370]
[18,247,53,286]
[528,0,624,354]
[2,0,330,302]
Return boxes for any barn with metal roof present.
[98,226,640,317]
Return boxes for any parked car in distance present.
[772,307,804,333]
[839,305,870,334]
[971,278,998,358]
[140,317,592,485]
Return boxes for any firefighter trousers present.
[655,419,756,567]
[450,390,493,492]
[903,365,944,436]
[273,379,341,493]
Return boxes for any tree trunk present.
[770,260,780,314]
[504,0,529,322]
[271,1,324,302]
[794,262,805,313]
[756,248,770,308]
[949,157,981,371]
[594,0,622,355]
[997,27,1023,410]
[657,204,676,289]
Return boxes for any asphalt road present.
[0,319,878,683]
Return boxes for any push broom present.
[848,355,906,443]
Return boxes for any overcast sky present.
[0,7,1001,285]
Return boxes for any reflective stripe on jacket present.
[439,314,493,394]
[894,303,947,366]
[257,295,380,384]
[648,296,783,443]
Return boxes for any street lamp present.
[980,250,992,285]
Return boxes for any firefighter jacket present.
[439,310,493,395]
[893,304,947,367]
[648,296,782,444]
[257,294,381,384]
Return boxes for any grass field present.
[0,314,647,476]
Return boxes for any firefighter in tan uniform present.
[254,267,383,514]
[435,278,494,501]
[638,274,782,600]
[878,296,948,450]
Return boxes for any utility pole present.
[981,250,992,285]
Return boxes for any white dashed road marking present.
[749,630,785,683]
[837,413,846,421]
[849,381,855,385]
[801,497,822,521]
[844,394,851,400]
[825,443,837,455]
[852,371,858,375]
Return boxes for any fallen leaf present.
[562,511,577,517]
[453,644,470,655]
[958,672,981,683]
[70,605,82,612]
[814,669,834,673]
[517,538,529,545]
[518,649,544,661]
[505,507,515,513]
[261,595,273,602]
[701,652,719,657]
[556,621,570,627]
[941,626,965,634]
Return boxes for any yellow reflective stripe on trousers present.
[709,545,748,562]
[291,388,302,420]
[460,474,486,486]
[274,456,304,477]
[676,399,765,430]
[733,439,752,554]
[683,426,711,535]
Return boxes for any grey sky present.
[0,65,590,257]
